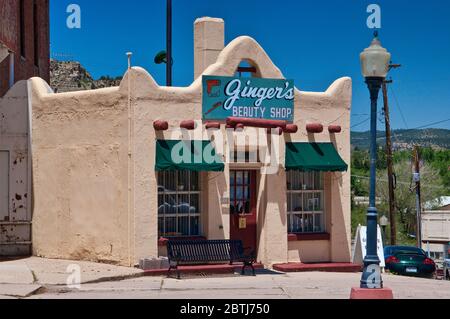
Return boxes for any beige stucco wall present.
[29,80,131,265]
[288,241,331,263]
[26,25,352,267]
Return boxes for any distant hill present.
[50,59,122,93]
[352,129,450,150]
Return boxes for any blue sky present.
[50,0,450,132]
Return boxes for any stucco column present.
[330,171,352,262]
[206,170,230,240]
[194,17,225,80]
[131,69,159,265]
[258,169,289,266]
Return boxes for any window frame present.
[157,171,202,237]
[286,171,325,234]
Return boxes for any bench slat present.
[167,239,249,265]
[166,239,257,279]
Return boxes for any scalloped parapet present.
[117,35,351,105]
[24,34,351,112]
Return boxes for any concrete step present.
[273,262,362,273]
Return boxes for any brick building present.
[0,0,49,97]
[0,0,49,255]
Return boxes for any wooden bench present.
[166,239,256,279]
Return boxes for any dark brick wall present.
[0,0,49,97]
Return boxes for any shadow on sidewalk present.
[0,256,31,263]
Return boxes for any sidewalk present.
[24,270,450,299]
[0,257,144,298]
[3,257,450,299]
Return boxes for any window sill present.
[158,236,206,247]
[288,233,330,242]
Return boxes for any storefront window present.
[287,171,324,233]
[157,171,201,237]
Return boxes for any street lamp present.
[359,31,391,289]
[380,215,389,244]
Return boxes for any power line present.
[414,118,450,130]
[390,84,409,129]
[351,117,370,129]
[352,114,370,117]
[351,111,385,129]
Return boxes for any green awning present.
[285,143,348,172]
[155,140,225,172]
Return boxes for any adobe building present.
[0,0,50,97]
[0,17,352,268]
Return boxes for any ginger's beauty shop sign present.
[202,76,295,122]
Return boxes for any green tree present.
[376,160,446,236]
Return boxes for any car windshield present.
[392,247,424,256]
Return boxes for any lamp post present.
[154,0,173,86]
[166,0,172,86]
[359,31,391,289]
[380,215,389,245]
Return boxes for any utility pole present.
[413,145,423,248]
[382,63,401,245]
[166,0,173,86]
[382,80,396,245]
